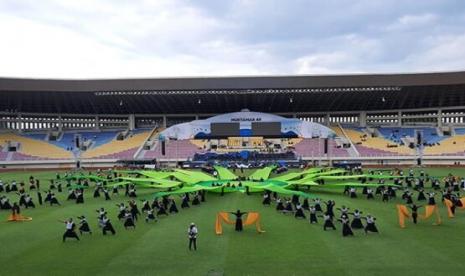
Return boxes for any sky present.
[0,0,464,79]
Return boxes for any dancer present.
[181,194,190,208]
[169,199,179,213]
[61,218,80,242]
[294,202,306,219]
[276,197,284,211]
[129,200,141,221]
[123,211,136,229]
[309,206,318,224]
[103,188,111,201]
[366,188,374,200]
[349,187,357,198]
[157,202,169,216]
[262,192,271,205]
[324,200,335,219]
[320,213,336,231]
[188,223,198,251]
[350,209,364,229]
[409,204,422,224]
[363,214,379,234]
[338,215,354,237]
[102,215,116,235]
[145,208,157,223]
[78,216,92,235]
[314,198,323,212]
[426,192,436,205]
[230,210,247,232]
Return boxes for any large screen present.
[252,122,281,136]
[210,123,240,137]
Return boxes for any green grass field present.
[1,167,465,276]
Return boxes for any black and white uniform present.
[25,195,35,208]
[103,189,111,200]
[102,217,116,235]
[188,225,198,251]
[294,204,306,219]
[427,192,436,205]
[63,221,80,242]
[309,206,318,224]
[145,209,157,223]
[123,212,136,229]
[349,188,357,198]
[181,195,190,208]
[79,217,92,234]
[192,195,200,206]
[314,199,322,212]
[262,193,271,205]
[276,198,284,211]
[67,190,76,200]
[76,190,84,204]
[366,188,374,199]
[364,216,378,233]
[117,204,126,220]
[350,211,364,229]
[338,216,354,237]
[169,200,179,213]
[323,214,336,231]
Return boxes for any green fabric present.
[214,166,238,180]
[249,166,275,181]
[316,175,367,180]
[116,177,181,188]
[313,182,399,188]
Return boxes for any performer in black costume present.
[426,192,436,205]
[417,189,426,201]
[123,211,136,229]
[230,210,247,231]
[363,215,379,234]
[262,192,271,205]
[61,218,80,242]
[78,216,92,235]
[350,209,364,229]
[314,198,322,211]
[145,209,157,223]
[338,215,354,237]
[276,198,284,211]
[309,206,318,224]
[102,216,116,235]
[169,199,179,213]
[294,203,306,219]
[320,213,336,231]
[181,194,190,208]
[409,204,422,224]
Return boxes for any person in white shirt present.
[61,218,80,242]
[188,223,198,251]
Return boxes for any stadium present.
[2,71,465,275]
[1,71,465,168]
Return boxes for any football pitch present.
[1,167,465,276]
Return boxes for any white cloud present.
[0,1,463,78]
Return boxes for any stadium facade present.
[1,71,465,168]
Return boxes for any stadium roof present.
[1,71,465,114]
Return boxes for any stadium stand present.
[80,130,151,159]
[0,133,73,160]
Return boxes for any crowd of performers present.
[0,171,208,243]
[263,192,378,237]
[2,168,465,241]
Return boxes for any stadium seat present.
[81,130,151,159]
[0,133,73,159]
